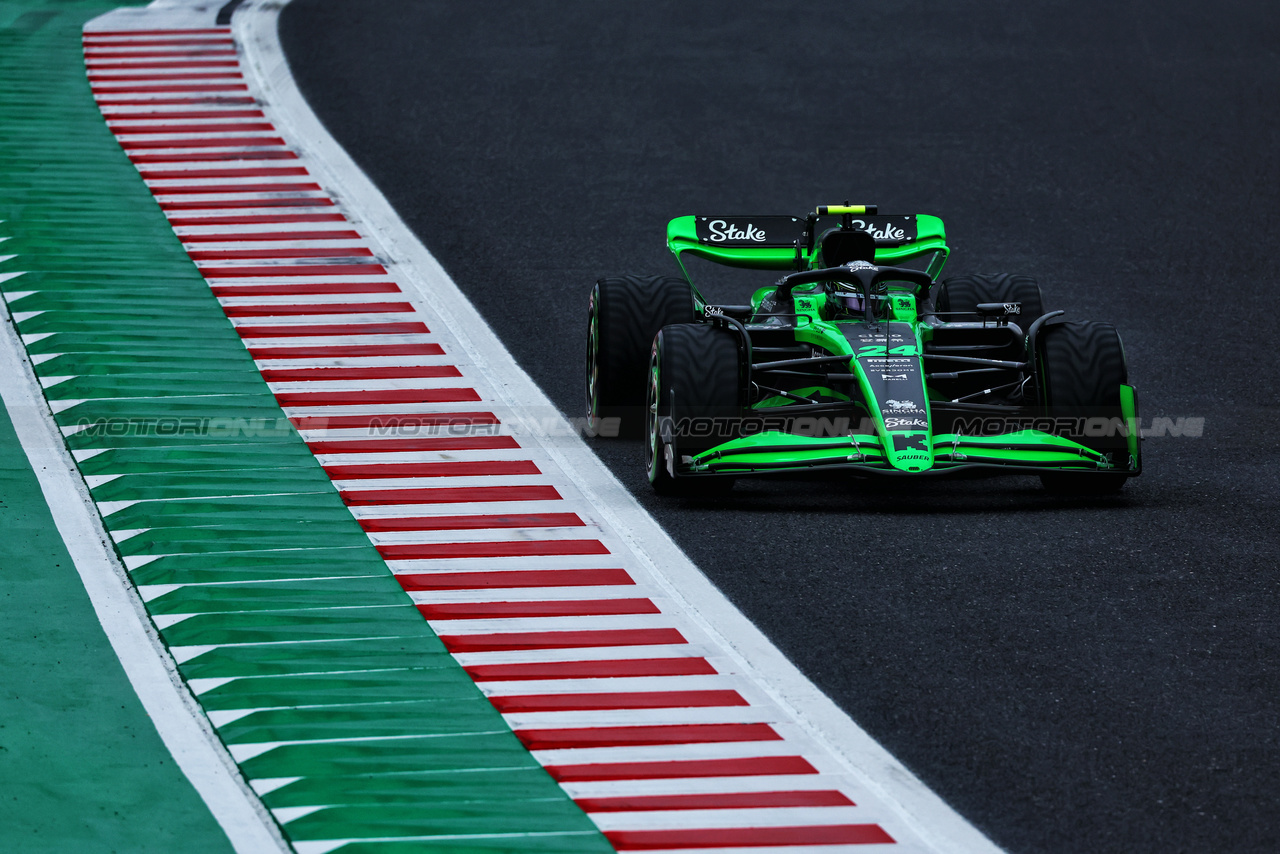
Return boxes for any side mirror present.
[976,302,1021,325]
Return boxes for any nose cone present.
[891,456,934,473]
[885,431,934,472]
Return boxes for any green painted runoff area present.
[0,1,610,850]
[0,379,236,852]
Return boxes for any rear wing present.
[667,207,949,279]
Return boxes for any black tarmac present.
[281,3,1280,851]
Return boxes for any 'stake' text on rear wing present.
[666,211,949,277]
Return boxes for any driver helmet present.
[833,284,865,313]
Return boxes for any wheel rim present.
[586,297,600,423]
[645,343,661,481]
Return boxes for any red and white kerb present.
[84,23,907,853]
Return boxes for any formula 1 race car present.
[586,204,1141,494]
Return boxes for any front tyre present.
[587,275,694,438]
[1037,320,1134,494]
[646,324,741,495]
[935,273,1046,322]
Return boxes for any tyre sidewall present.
[1037,320,1134,490]
[587,275,694,437]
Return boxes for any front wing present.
[678,429,1141,478]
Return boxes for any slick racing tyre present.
[587,275,694,437]
[1037,320,1134,494]
[646,323,741,495]
[935,273,1045,323]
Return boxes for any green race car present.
[586,204,1141,494]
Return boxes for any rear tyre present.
[587,275,695,438]
[1037,320,1133,494]
[936,273,1045,322]
[646,324,741,495]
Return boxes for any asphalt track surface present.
[280,3,1280,851]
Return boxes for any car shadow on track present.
[689,477,1138,516]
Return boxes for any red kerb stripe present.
[204,263,389,277]
[341,485,559,506]
[120,135,280,148]
[235,321,428,337]
[100,97,256,106]
[442,628,685,654]
[86,49,237,58]
[190,230,359,242]
[122,124,273,136]
[421,598,658,621]
[83,28,230,36]
[250,343,444,358]
[358,510,575,531]
[155,182,318,195]
[197,245,371,258]
[168,200,333,213]
[91,57,240,66]
[380,540,606,561]
[326,460,539,479]
[90,60,241,69]
[517,723,779,751]
[224,302,410,317]
[84,37,236,46]
[397,567,632,591]
[496,689,746,715]
[96,84,250,93]
[546,755,817,782]
[89,72,243,82]
[262,365,458,381]
[130,152,300,164]
[167,199,332,212]
[604,825,895,850]
[168,213,342,228]
[577,790,854,812]
[85,28,228,35]
[465,657,713,682]
[85,50,238,59]
[214,282,398,297]
[192,246,367,259]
